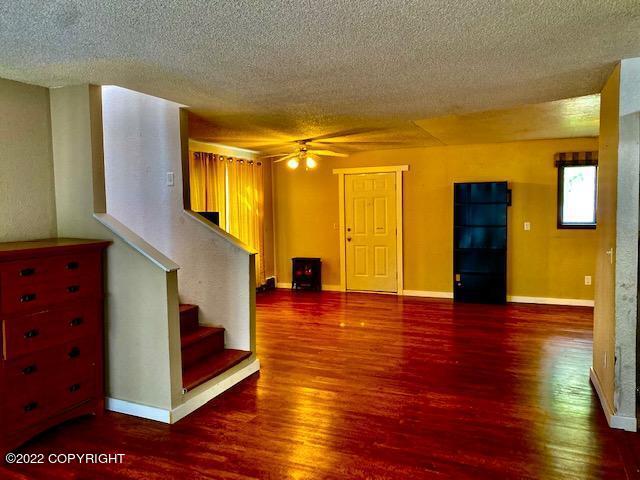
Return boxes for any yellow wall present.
[592,66,619,411]
[274,138,598,300]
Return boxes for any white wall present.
[0,78,57,241]
[102,86,254,351]
[613,58,640,422]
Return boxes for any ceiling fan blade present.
[272,153,297,164]
[308,149,348,157]
[261,153,289,159]
[303,127,384,143]
[312,140,408,146]
[253,143,300,153]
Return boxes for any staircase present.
[180,304,252,392]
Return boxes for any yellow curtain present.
[226,158,265,286]
[189,151,207,210]
[195,154,265,286]
[253,163,266,285]
[189,151,226,228]
[226,157,240,236]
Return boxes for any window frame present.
[556,164,598,230]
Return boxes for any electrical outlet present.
[166,171,175,186]
[524,221,531,231]
[584,275,592,286]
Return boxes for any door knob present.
[347,237,352,242]
[606,248,614,265]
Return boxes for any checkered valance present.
[554,151,598,167]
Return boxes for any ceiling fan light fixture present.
[305,156,317,169]
[287,158,300,169]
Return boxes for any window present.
[557,162,597,229]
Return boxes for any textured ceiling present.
[190,94,601,155]
[0,1,637,151]
[415,94,601,145]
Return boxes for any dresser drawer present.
[0,252,101,289]
[0,258,51,289]
[4,337,96,388]
[54,376,95,413]
[48,252,101,281]
[3,373,94,433]
[1,274,101,316]
[3,303,100,360]
[0,282,51,316]
[51,275,100,305]
[3,389,52,431]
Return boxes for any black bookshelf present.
[453,182,510,304]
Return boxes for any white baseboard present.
[171,358,260,423]
[402,289,593,307]
[276,282,343,292]
[105,397,171,423]
[106,358,260,424]
[275,285,593,307]
[507,295,594,307]
[402,290,453,299]
[589,367,637,432]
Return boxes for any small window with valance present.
[555,151,598,229]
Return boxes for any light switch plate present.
[166,172,175,186]
[524,222,531,231]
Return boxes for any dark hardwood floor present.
[2,290,639,479]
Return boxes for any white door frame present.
[333,165,409,294]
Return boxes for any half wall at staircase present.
[102,86,255,352]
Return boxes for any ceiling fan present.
[260,127,386,170]
[268,141,348,170]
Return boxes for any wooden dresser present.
[0,238,110,454]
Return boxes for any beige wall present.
[274,138,598,300]
[50,85,179,410]
[593,65,619,413]
[0,78,56,241]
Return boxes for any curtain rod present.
[193,151,262,166]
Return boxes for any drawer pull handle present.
[68,347,81,358]
[24,329,39,339]
[23,402,38,412]
[68,383,81,393]
[20,293,37,303]
[66,261,80,270]
[22,364,38,375]
[67,285,80,293]
[19,267,35,277]
[70,317,83,327]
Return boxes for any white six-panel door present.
[345,172,397,292]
